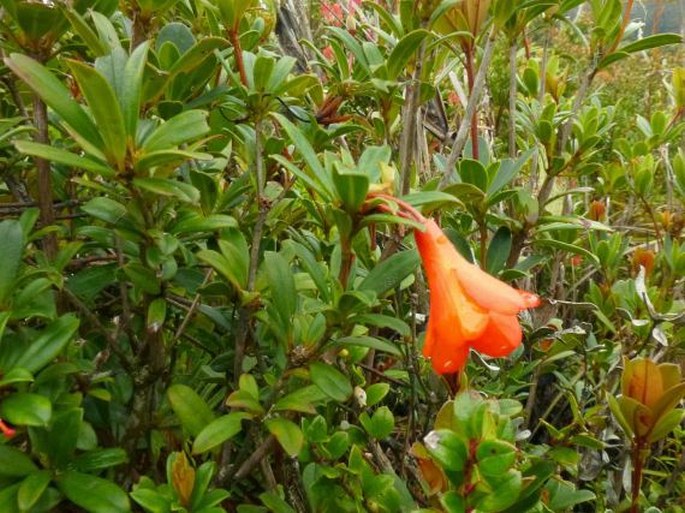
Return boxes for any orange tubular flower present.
[415,219,540,374]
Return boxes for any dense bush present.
[0,1,683,512]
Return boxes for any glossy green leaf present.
[58,471,130,513]
[0,446,38,477]
[133,178,200,204]
[73,448,128,472]
[310,362,353,402]
[273,385,330,414]
[0,393,51,426]
[486,226,512,274]
[0,368,34,387]
[459,159,488,192]
[272,113,333,198]
[14,140,113,177]
[18,470,51,512]
[0,220,23,305]
[334,335,402,356]
[365,383,391,408]
[167,384,216,437]
[146,298,167,334]
[67,59,127,167]
[14,314,79,373]
[4,54,104,151]
[122,263,161,295]
[141,110,209,153]
[424,429,467,472]
[332,164,369,214]
[358,250,419,296]
[264,251,297,322]
[360,406,394,439]
[387,29,430,79]
[265,418,304,457]
[121,42,149,138]
[193,412,251,454]
[476,440,517,477]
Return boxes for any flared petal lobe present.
[415,219,540,374]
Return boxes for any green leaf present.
[424,429,467,472]
[619,33,683,55]
[533,239,600,265]
[14,314,79,373]
[146,298,167,333]
[72,448,128,472]
[332,164,369,214]
[360,406,394,439]
[272,113,333,198]
[459,159,488,192]
[171,213,237,234]
[260,489,297,513]
[18,470,51,512]
[197,230,249,291]
[122,263,161,295]
[130,488,170,513]
[0,393,51,426]
[353,314,410,337]
[192,412,251,454]
[57,471,130,513]
[4,54,104,152]
[14,140,113,177]
[141,110,209,153]
[0,446,38,477]
[0,368,34,387]
[167,384,215,437]
[0,220,23,305]
[273,385,330,414]
[310,362,353,402]
[67,59,127,168]
[476,440,517,477]
[473,470,522,512]
[264,251,297,322]
[265,418,304,457]
[365,383,390,408]
[0,483,19,513]
[401,190,463,211]
[387,29,430,79]
[649,409,684,443]
[60,6,109,56]
[334,335,402,356]
[545,479,595,510]
[82,197,128,225]
[358,250,419,296]
[486,226,512,275]
[133,178,200,204]
[121,42,149,139]
[135,149,211,171]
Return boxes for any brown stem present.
[32,93,57,260]
[130,10,149,51]
[608,0,635,55]
[234,121,265,381]
[630,437,645,513]
[465,48,479,160]
[508,41,518,158]
[399,51,423,195]
[478,220,488,269]
[230,29,248,86]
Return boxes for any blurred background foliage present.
[0,0,683,512]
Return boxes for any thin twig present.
[441,26,497,186]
